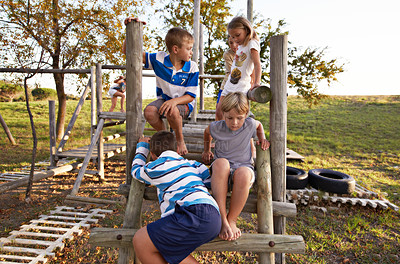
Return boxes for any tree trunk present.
[53,72,66,140]
[23,77,37,201]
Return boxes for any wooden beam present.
[89,228,305,254]
[0,162,81,194]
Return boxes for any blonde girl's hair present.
[227,16,259,46]
[165,27,194,53]
[220,92,249,115]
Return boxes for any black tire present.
[286,166,308,189]
[308,169,356,194]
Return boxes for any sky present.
[21,0,400,97]
[233,0,400,96]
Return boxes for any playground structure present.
[85,20,305,264]
[0,8,306,264]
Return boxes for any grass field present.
[0,95,399,263]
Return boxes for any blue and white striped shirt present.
[144,51,199,115]
[131,142,218,217]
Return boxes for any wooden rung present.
[117,185,296,218]
[89,228,305,254]
[103,132,127,142]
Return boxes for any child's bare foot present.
[120,109,125,113]
[177,141,188,155]
[219,220,234,241]
[228,219,241,240]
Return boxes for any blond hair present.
[227,16,258,47]
[220,92,249,115]
[165,27,194,53]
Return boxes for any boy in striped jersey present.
[124,18,199,156]
[131,131,221,264]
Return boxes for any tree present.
[151,0,344,105]
[0,0,145,139]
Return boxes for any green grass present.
[0,95,399,263]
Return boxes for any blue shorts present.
[147,204,221,264]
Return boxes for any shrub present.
[31,88,58,101]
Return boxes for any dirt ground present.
[0,157,128,238]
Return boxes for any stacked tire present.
[308,169,355,194]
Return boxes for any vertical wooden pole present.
[270,34,288,264]
[96,63,104,180]
[247,0,253,24]
[191,0,200,122]
[199,24,204,111]
[90,67,96,138]
[48,100,57,168]
[118,20,144,264]
[256,146,274,264]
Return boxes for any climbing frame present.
[88,21,305,264]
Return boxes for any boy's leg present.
[144,105,166,131]
[133,226,167,264]
[166,106,187,155]
[227,167,253,240]
[211,158,232,240]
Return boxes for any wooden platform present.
[57,143,125,159]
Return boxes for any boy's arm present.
[131,137,151,183]
[250,48,262,89]
[202,125,214,164]
[255,121,270,150]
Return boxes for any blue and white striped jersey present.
[144,51,199,115]
[131,142,218,218]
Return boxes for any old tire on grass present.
[286,166,308,189]
[308,169,355,194]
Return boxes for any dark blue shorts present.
[147,204,221,264]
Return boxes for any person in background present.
[108,75,126,113]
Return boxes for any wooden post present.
[247,0,253,24]
[199,24,205,111]
[118,19,144,264]
[190,0,200,122]
[91,67,96,138]
[256,146,274,264]
[270,34,288,264]
[48,100,57,168]
[0,113,16,145]
[96,63,104,180]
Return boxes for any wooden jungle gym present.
[82,17,306,264]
